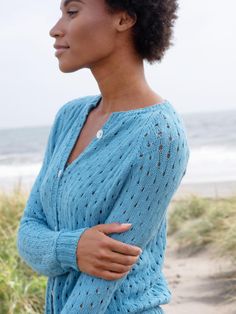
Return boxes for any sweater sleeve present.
[16,101,89,277]
[61,125,190,313]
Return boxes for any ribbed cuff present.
[56,227,90,272]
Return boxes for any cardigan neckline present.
[90,94,170,116]
[63,95,171,173]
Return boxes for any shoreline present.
[174,180,236,200]
[1,177,236,200]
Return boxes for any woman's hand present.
[76,223,142,280]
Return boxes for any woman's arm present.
[60,123,190,313]
[17,100,89,277]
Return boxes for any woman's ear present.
[115,11,137,32]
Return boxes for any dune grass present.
[168,193,236,303]
[0,184,46,314]
[168,194,236,262]
[0,183,236,312]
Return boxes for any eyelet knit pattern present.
[17,94,190,314]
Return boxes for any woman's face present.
[49,0,121,73]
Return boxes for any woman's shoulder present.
[53,94,96,129]
[57,94,95,117]
[136,100,190,159]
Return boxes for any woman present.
[17,0,190,313]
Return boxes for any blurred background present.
[0,1,235,313]
[0,0,236,197]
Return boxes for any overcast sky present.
[0,0,235,129]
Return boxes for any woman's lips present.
[55,47,69,57]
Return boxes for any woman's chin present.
[58,62,82,73]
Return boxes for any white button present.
[96,129,103,139]
[57,169,63,178]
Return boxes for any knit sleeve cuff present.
[56,227,90,272]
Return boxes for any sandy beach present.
[174,180,236,200]
[162,238,236,314]
[162,180,236,314]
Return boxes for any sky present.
[0,0,235,129]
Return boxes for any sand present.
[160,180,236,313]
[174,180,236,200]
[161,234,236,314]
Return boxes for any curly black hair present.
[104,0,179,64]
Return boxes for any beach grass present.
[0,184,236,313]
[168,193,236,303]
[0,183,46,314]
[168,194,236,262]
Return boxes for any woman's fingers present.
[105,236,142,256]
[102,249,140,266]
[96,259,133,274]
[76,226,142,280]
[91,267,130,281]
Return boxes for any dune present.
[162,238,236,314]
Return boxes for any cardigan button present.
[57,169,63,178]
[96,129,103,139]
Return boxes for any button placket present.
[51,166,64,312]
[54,166,64,232]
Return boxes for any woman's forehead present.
[60,0,85,10]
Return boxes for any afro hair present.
[105,0,179,64]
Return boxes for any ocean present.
[0,109,236,193]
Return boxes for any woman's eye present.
[67,11,78,16]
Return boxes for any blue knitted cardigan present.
[17,94,190,314]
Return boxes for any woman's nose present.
[49,21,64,38]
